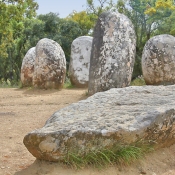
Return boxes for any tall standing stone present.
[33,38,66,89]
[88,11,136,95]
[142,34,175,85]
[21,47,36,87]
[69,36,93,88]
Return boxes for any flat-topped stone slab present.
[23,85,175,161]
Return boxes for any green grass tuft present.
[63,78,74,89]
[115,145,142,165]
[63,143,153,169]
[130,75,146,86]
[0,79,21,88]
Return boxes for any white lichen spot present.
[39,136,58,153]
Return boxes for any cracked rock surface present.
[142,34,175,85]
[88,11,136,95]
[24,85,175,161]
[69,36,93,88]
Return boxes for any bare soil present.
[0,88,175,175]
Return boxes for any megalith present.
[21,47,36,87]
[69,36,93,88]
[33,38,66,89]
[142,34,175,85]
[23,85,175,162]
[88,11,136,95]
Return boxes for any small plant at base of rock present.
[0,78,21,88]
[84,90,89,96]
[63,143,153,169]
[63,78,74,89]
[130,75,146,86]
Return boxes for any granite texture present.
[69,36,93,88]
[142,34,175,85]
[21,47,36,87]
[33,38,66,89]
[24,85,175,161]
[88,11,136,95]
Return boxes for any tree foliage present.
[118,0,175,77]
[0,0,38,56]
[37,13,61,39]
[86,0,175,78]
[0,0,174,82]
[37,13,84,62]
[0,0,38,81]
[58,19,84,61]
[145,0,175,14]
[67,11,95,35]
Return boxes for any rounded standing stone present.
[88,11,136,95]
[21,47,36,87]
[33,38,66,89]
[142,34,175,85]
[69,36,93,88]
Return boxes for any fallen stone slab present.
[23,85,175,161]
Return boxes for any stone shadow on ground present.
[14,159,107,175]
[14,159,63,175]
[13,158,175,175]
[14,88,61,96]
[14,87,88,97]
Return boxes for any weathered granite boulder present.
[142,34,175,85]
[69,36,93,88]
[88,11,136,95]
[21,47,36,87]
[24,85,175,162]
[33,38,66,89]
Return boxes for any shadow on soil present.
[14,88,61,95]
[14,87,88,97]
[14,160,63,175]
[14,159,89,175]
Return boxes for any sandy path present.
[0,88,175,175]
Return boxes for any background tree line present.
[0,0,175,84]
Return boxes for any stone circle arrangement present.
[22,11,175,165]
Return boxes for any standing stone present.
[142,34,175,85]
[21,47,36,87]
[69,36,93,88]
[33,38,66,89]
[88,11,136,95]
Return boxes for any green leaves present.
[86,0,112,17]
[58,19,83,61]
[0,0,38,80]
[0,0,38,54]
[67,11,95,35]
[37,13,83,62]
[145,0,175,14]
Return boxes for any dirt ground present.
[0,88,175,175]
